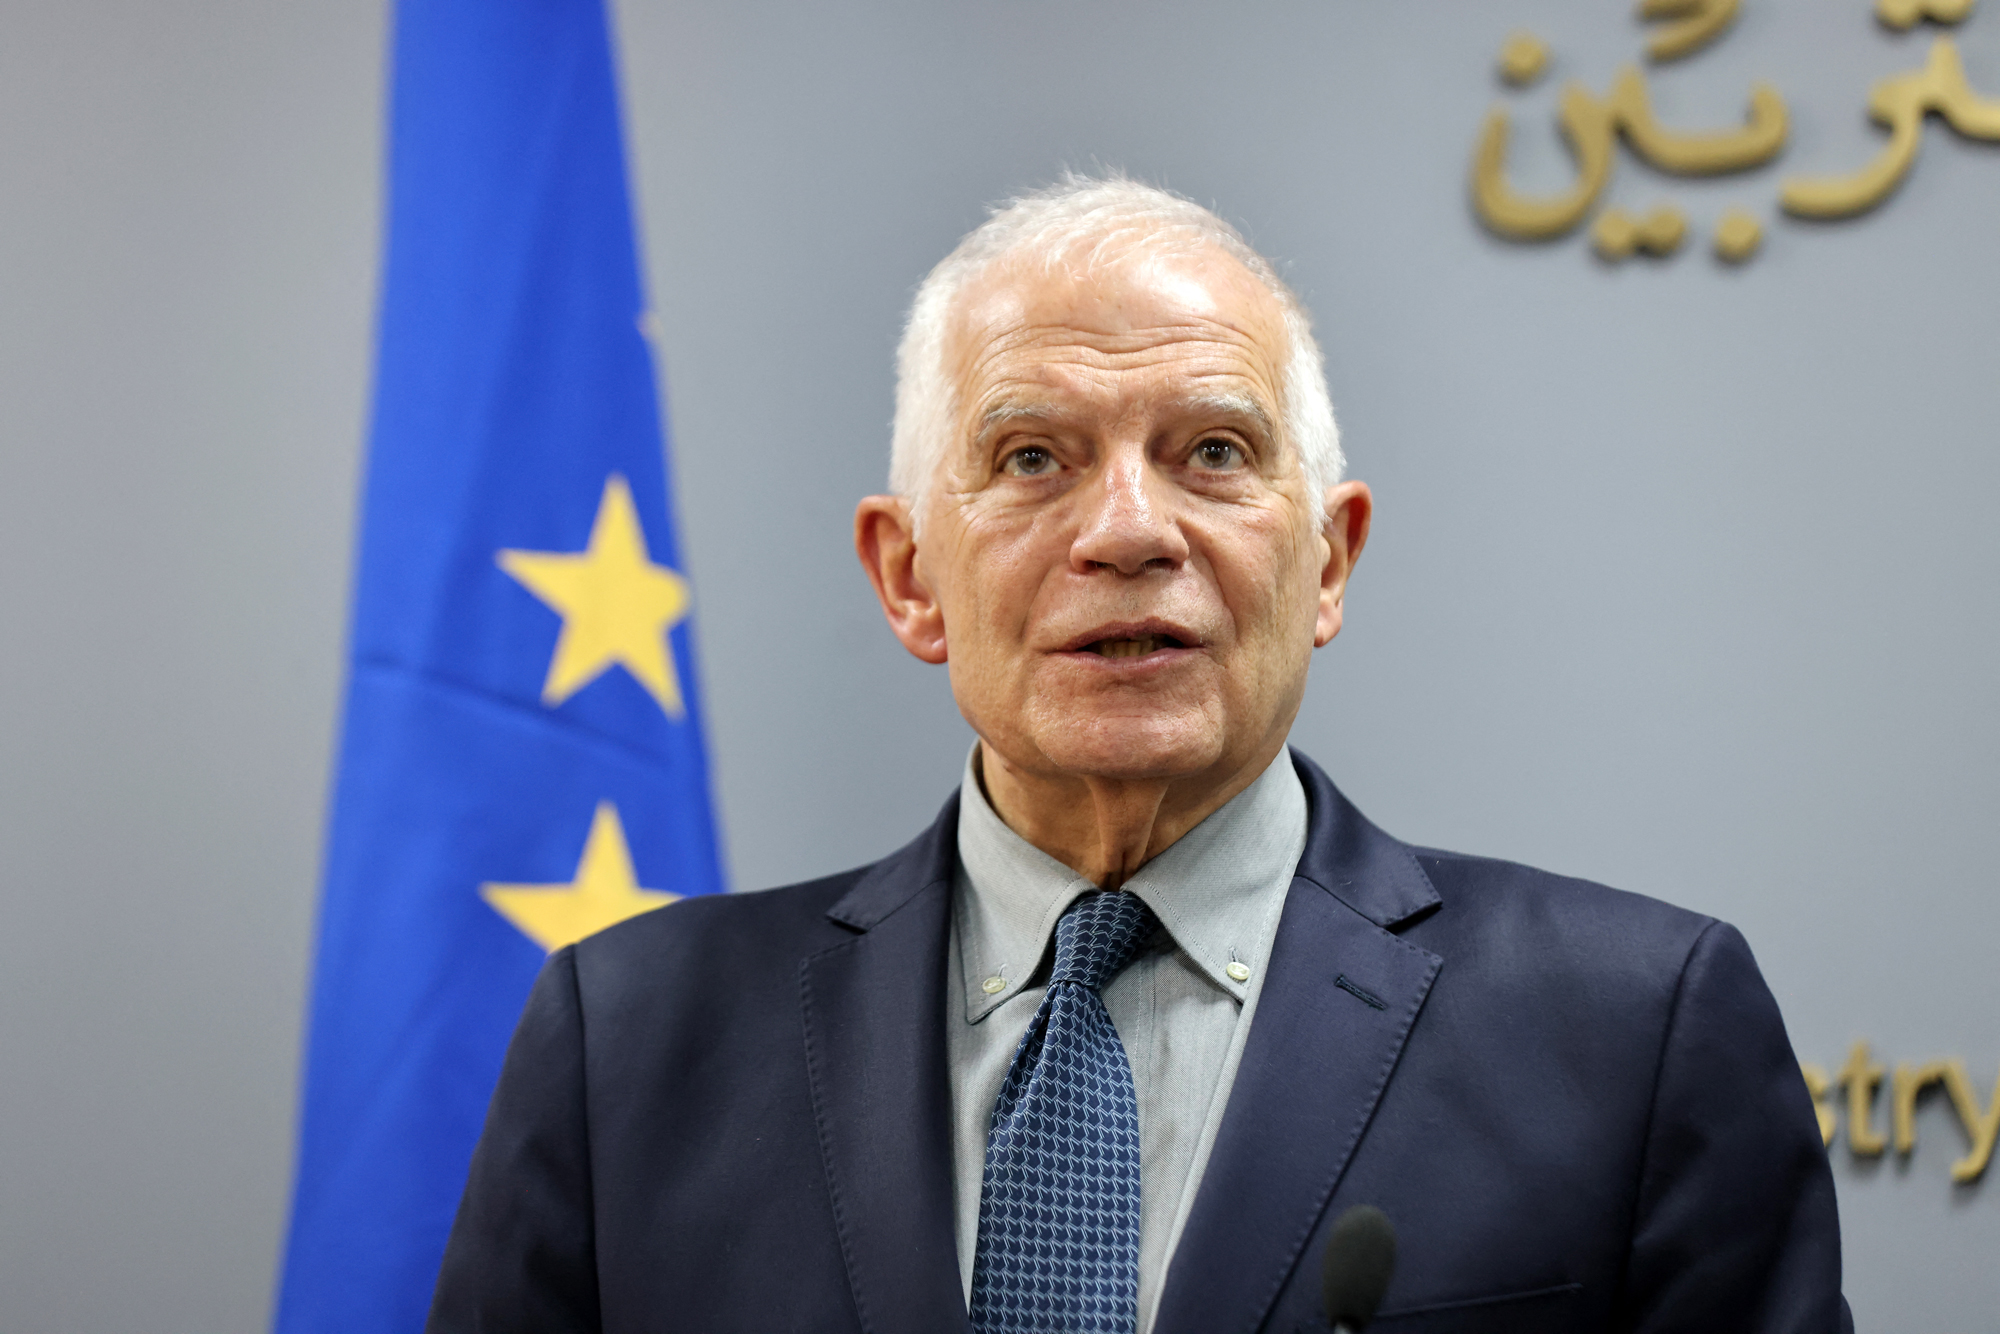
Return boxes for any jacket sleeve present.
[1617,920,1852,1334]
[427,946,601,1334]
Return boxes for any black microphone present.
[1321,1204,1396,1334]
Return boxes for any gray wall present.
[0,1,380,1330]
[2,0,1993,1328]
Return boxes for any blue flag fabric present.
[275,2,725,1329]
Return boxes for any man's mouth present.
[1084,634,1187,658]
[1056,620,1202,659]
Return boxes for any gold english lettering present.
[1838,1040,1888,1156]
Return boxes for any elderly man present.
[429,177,1848,1333]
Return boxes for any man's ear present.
[855,494,948,664]
[1314,480,1373,648]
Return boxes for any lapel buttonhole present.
[1334,973,1388,1010]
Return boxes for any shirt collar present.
[953,745,1308,1022]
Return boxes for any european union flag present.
[274,1,726,1329]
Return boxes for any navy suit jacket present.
[430,752,1849,1333]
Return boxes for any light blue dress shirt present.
[946,746,1309,1333]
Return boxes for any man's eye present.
[1001,447,1057,477]
[1192,438,1244,470]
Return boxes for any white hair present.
[889,172,1342,515]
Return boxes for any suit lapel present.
[1152,754,1444,1334]
[801,799,973,1334]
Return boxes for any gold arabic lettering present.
[1472,84,1617,240]
[1876,0,1977,30]
[1781,36,2000,218]
[1641,0,1742,61]
[1473,66,1786,241]
[1474,0,2000,261]
[1592,205,1688,259]
[1712,207,1763,261]
[1498,30,1550,86]
[1610,65,1789,173]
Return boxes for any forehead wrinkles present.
[949,238,1284,368]
[975,316,1266,364]
[955,321,1283,423]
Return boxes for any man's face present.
[899,242,1353,787]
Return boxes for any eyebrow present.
[1179,390,1278,441]
[974,391,1278,447]
[975,401,1063,447]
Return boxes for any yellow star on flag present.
[498,473,690,718]
[481,802,678,952]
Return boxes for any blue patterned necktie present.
[969,889,1161,1334]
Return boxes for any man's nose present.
[1069,446,1189,575]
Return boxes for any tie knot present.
[1049,891,1158,992]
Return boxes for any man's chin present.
[1024,712,1230,784]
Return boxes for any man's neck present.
[975,741,1286,889]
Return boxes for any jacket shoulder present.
[1412,843,1712,925]
[1404,844,1730,995]
[568,865,871,1001]
[566,792,960,1020]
